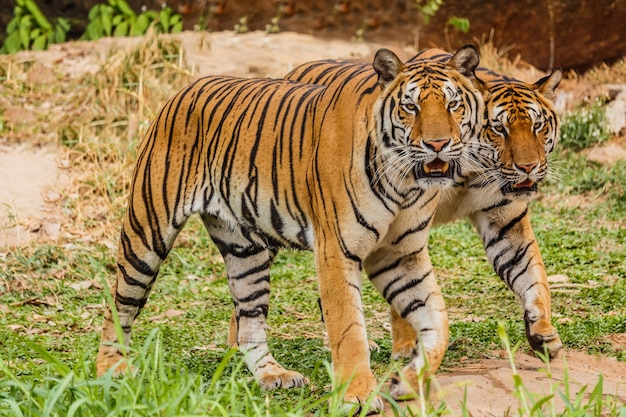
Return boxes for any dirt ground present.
[1,31,625,414]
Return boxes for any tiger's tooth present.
[423,164,431,174]
[442,161,449,172]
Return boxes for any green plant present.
[82,0,183,41]
[1,0,70,54]
[265,9,282,34]
[234,16,249,34]
[413,0,470,51]
[444,16,470,50]
[559,97,611,151]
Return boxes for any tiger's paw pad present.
[258,370,308,390]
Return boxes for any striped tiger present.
[285,48,562,398]
[95,46,485,412]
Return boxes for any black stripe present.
[391,214,433,245]
[229,258,272,280]
[485,206,529,249]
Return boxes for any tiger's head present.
[468,70,562,196]
[372,46,485,189]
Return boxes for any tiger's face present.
[469,71,561,196]
[372,46,485,189]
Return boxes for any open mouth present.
[418,158,452,178]
[503,179,538,193]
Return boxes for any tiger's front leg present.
[471,202,562,358]
[203,217,307,390]
[364,245,448,400]
[316,248,384,414]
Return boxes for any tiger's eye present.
[492,124,506,136]
[403,103,418,114]
[448,99,461,110]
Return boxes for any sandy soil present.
[0,31,624,414]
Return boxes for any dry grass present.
[1,30,193,245]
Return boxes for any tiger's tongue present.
[513,179,535,188]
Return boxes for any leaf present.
[70,281,94,291]
[160,9,170,32]
[447,16,470,33]
[24,0,53,31]
[18,20,31,50]
[100,9,113,36]
[134,13,149,35]
[6,18,19,35]
[116,0,136,18]
[32,34,47,50]
[53,24,67,43]
[112,13,124,26]
[88,4,101,21]
[114,20,129,37]
[57,16,71,31]
[4,33,22,53]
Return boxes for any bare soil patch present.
[396,350,626,416]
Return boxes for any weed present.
[559,97,611,151]
[1,0,70,53]
[234,16,249,34]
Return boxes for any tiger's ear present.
[447,45,485,93]
[533,68,562,101]
[373,48,404,88]
[447,45,480,78]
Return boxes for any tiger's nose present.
[516,162,539,173]
[424,138,451,153]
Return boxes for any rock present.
[605,84,626,134]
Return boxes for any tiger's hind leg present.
[96,209,188,376]
[202,215,307,390]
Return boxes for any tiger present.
[284,48,562,398]
[95,46,485,412]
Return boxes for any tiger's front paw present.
[342,393,384,416]
[96,348,129,377]
[391,338,415,360]
[524,313,563,359]
[258,368,308,389]
[341,374,384,415]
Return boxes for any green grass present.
[0,33,625,416]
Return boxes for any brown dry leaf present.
[70,280,94,291]
[8,324,25,332]
[603,275,620,286]
[148,309,186,322]
[10,297,54,307]
[548,274,570,283]
[607,333,626,351]
[190,343,223,352]
[69,280,103,291]
[30,313,49,323]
